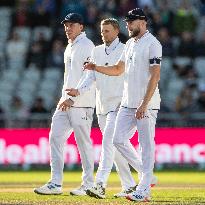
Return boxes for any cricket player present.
[66,18,137,199]
[84,8,162,202]
[34,13,96,196]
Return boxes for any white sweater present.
[60,32,95,108]
[77,38,125,114]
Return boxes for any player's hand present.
[83,62,96,70]
[135,104,148,120]
[58,99,74,111]
[65,88,80,97]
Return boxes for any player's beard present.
[129,27,140,37]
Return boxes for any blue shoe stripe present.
[53,183,62,187]
[47,182,62,189]
[47,184,55,189]
[135,195,143,199]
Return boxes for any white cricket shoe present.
[126,188,151,202]
[86,182,106,199]
[70,185,87,196]
[34,182,62,195]
[114,186,136,198]
[114,175,157,198]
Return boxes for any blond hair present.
[101,18,120,31]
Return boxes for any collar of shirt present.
[105,37,120,55]
[69,32,86,47]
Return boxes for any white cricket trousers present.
[113,107,158,190]
[96,111,136,189]
[49,107,94,188]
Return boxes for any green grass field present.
[0,171,205,205]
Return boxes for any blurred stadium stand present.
[0,0,205,128]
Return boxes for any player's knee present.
[113,137,120,147]
[49,133,61,145]
[113,135,127,149]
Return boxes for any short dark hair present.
[101,18,120,31]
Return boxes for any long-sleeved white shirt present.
[77,37,125,114]
[60,32,95,108]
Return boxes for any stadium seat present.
[39,80,59,93]
[32,26,53,42]
[160,57,173,92]
[0,27,10,40]
[18,80,37,93]
[193,57,205,78]
[0,7,12,17]
[0,92,12,110]
[174,57,192,67]
[163,78,185,109]
[43,67,62,81]
[23,67,41,83]
[17,92,35,106]
[14,27,31,44]
[195,17,205,41]
[0,80,15,93]
[37,93,55,109]
[2,68,21,83]
[171,36,180,50]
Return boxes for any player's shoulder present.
[125,38,133,45]
[80,36,95,49]
[124,38,133,49]
[119,41,125,48]
[116,42,125,53]
[94,44,104,50]
[148,33,162,47]
[64,44,70,54]
[86,38,95,47]
[92,44,104,55]
[94,42,124,49]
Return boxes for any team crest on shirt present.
[83,56,91,65]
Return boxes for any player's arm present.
[66,47,96,97]
[143,65,161,105]
[58,99,74,111]
[58,46,75,111]
[136,41,162,120]
[135,65,160,119]
[84,60,125,76]
[84,46,126,76]
[66,71,96,97]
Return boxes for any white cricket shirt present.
[61,32,95,108]
[77,37,125,114]
[120,31,162,109]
